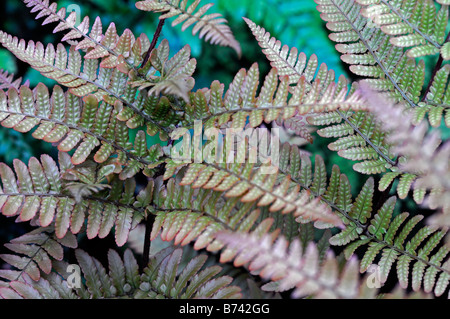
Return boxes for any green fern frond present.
[135,0,241,56]
[412,104,450,129]
[0,246,242,299]
[329,181,450,297]
[316,0,426,108]
[356,0,448,59]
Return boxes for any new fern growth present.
[0,0,448,301]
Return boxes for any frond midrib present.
[0,31,170,134]
[0,108,152,166]
[330,0,417,108]
[379,0,442,49]
[0,192,146,216]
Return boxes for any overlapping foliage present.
[0,0,448,300]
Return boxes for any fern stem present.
[141,213,154,271]
[13,236,50,282]
[276,164,450,278]
[141,19,166,69]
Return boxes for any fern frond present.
[0,246,242,299]
[316,0,426,108]
[418,64,450,128]
[125,171,289,258]
[0,227,76,283]
[0,85,168,168]
[135,0,241,56]
[356,0,448,59]
[0,153,149,245]
[244,18,398,175]
[172,158,344,227]
[329,179,450,297]
[0,70,28,91]
[412,104,450,129]
[24,0,150,71]
[362,84,450,223]
[217,232,372,299]
[0,31,174,136]
[186,63,366,131]
[309,109,396,174]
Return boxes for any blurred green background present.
[0,0,359,261]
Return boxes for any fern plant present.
[0,0,448,301]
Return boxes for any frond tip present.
[217,232,370,299]
[136,0,241,56]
